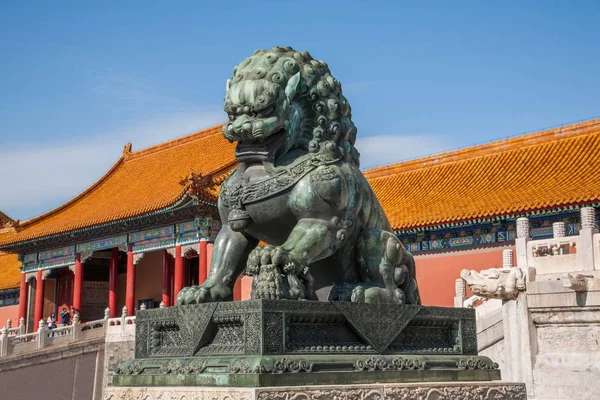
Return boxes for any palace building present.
[1,118,599,331]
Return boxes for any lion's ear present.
[285,72,301,101]
[226,79,232,93]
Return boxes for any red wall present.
[415,245,514,306]
[237,245,513,305]
[0,305,19,328]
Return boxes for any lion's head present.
[223,46,360,167]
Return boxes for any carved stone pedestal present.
[104,382,527,400]
[114,300,502,387]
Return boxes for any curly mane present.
[226,46,361,167]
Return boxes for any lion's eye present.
[228,114,235,121]
[257,106,274,118]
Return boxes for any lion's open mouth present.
[234,129,287,162]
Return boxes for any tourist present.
[71,307,81,323]
[47,313,56,329]
[60,307,70,326]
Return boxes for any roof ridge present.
[128,123,225,160]
[19,156,126,227]
[363,118,600,179]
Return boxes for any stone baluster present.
[36,320,46,350]
[515,217,530,269]
[503,249,514,268]
[581,206,597,229]
[140,303,147,311]
[516,217,530,239]
[19,317,25,335]
[159,301,165,309]
[454,279,467,308]
[6,319,11,330]
[579,206,597,270]
[121,306,128,330]
[72,312,80,341]
[0,327,8,357]
[553,222,566,238]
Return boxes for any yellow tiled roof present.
[364,119,600,231]
[0,125,236,246]
[0,252,20,290]
[1,119,599,247]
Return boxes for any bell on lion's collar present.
[228,208,251,232]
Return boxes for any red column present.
[169,256,174,303]
[199,239,208,284]
[173,245,184,299]
[109,247,119,318]
[73,254,83,312]
[162,250,171,307]
[18,273,28,321]
[126,245,135,315]
[33,270,45,325]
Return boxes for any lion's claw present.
[176,282,232,305]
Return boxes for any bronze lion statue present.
[178,46,420,305]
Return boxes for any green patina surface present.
[114,355,500,387]
[114,300,499,387]
[113,48,502,389]
[177,47,420,306]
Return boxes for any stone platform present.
[114,300,501,387]
[104,382,527,400]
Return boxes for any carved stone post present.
[6,319,11,330]
[581,206,597,229]
[454,279,467,308]
[552,222,566,238]
[104,307,110,333]
[578,206,597,270]
[19,317,25,335]
[36,319,46,350]
[502,249,514,269]
[515,217,530,269]
[502,296,536,397]
[72,313,80,341]
[0,327,8,357]
[120,306,128,333]
[159,301,165,309]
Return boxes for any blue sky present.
[1,1,599,220]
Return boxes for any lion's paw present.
[176,282,232,305]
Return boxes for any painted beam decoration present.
[22,245,76,272]
[18,217,223,272]
[131,225,176,254]
[77,234,128,253]
[400,213,581,253]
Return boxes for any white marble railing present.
[106,306,137,337]
[525,236,579,273]
[0,307,133,358]
[517,208,598,274]
[2,318,26,336]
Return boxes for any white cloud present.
[0,109,224,221]
[356,134,454,169]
